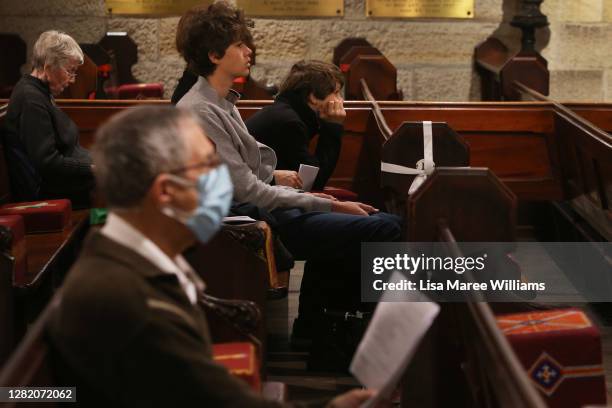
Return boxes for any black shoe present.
[307,309,372,373]
[290,317,313,351]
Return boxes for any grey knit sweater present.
[178,76,332,213]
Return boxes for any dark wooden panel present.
[563,103,612,134]
[463,132,552,178]
[52,101,565,202]
[554,111,612,239]
[408,168,516,242]
[332,37,372,67]
[20,210,90,289]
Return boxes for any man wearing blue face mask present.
[48,105,381,408]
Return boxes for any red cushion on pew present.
[212,342,261,391]
[0,215,27,282]
[312,187,358,201]
[0,199,71,233]
[117,83,164,99]
[496,308,606,407]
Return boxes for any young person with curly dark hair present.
[176,1,401,354]
[247,60,345,190]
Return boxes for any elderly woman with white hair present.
[4,30,94,207]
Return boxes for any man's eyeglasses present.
[168,154,222,175]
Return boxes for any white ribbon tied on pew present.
[381,121,436,195]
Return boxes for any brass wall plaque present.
[106,0,212,16]
[366,0,474,19]
[236,0,343,17]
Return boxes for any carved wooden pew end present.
[407,167,516,242]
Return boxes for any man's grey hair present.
[32,30,84,70]
[92,106,194,209]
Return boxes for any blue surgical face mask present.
[162,164,233,243]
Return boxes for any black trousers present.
[271,208,402,320]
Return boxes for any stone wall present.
[1,0,611,101]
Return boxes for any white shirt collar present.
[101,212,203,304]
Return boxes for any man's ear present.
[208,51,222,65]
[41,64,52,80]
[149,174,173,207]
[307,93,321,110]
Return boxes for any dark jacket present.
[171,69,198,105]
[48,231,323,407]
[3,75,93,205]
[246,91,343,190]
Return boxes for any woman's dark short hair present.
[278,60,344,103]
[179,1,253,77]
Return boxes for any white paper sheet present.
[350,272,440,407]
[298,164,319,192]
[222,215,257,224]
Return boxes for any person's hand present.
[327,388,393,408]
[331,201,379,216]
[308,192,338,201]
[273,170,303,189]
[319,93,346,125]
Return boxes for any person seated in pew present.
[171,3,258,106]
[176,1,402,346]
[246,60,345,191]
[3,30,94,208]
[48,105,382,408]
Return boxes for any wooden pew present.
[475,37,549,101]
[332,37,401,101]
[397,167,545,407]
[332,37,373,67]
[514,82,612,241]
[36,98,562,204]
[337,45,381,74]
[4,97,599,239]
[10,97,605,219]
[474,3,549,101]
[3,98,606,404]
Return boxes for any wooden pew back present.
[333,37,372,66]
[98,32,138,85]
[0,248,15,366]
[0,104,12,204]
[475,37,549,101]
[515,84,612,240]
[399,169,541,407]
[338,45,381,74]
[381,122,470,213]
[10,99,565,205]
[408,167,516,242]
[346,54,400,101]
[0,295,59,408]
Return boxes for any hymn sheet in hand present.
[350,271,440,408]
[298,164,319,192]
